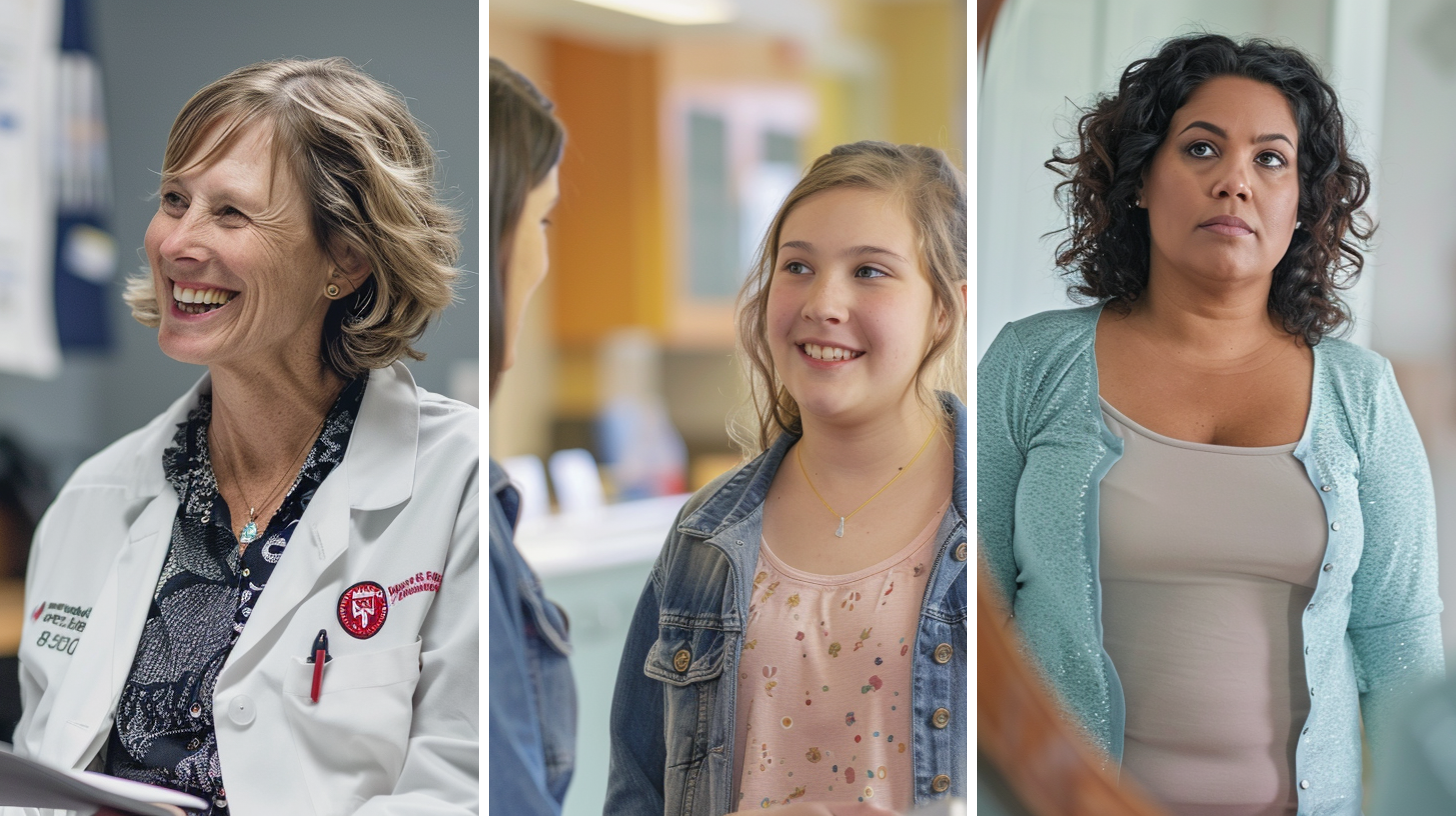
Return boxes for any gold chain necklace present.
[796,424,939,538]
[216,406,331,547]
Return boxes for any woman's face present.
[148,118,343,374]
[501,166,559,373]
[765,187,943,427]
[1141,75,1301,291]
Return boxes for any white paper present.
[0,750,205,815]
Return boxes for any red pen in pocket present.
[308,629,330,703]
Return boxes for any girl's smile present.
[767,186,940,426]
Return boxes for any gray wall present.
[0,0,479,495]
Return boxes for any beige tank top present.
[1098,398,1327,816]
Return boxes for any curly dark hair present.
[1046,33,1374,345]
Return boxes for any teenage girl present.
[605,141,967,816]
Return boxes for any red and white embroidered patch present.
[387,571,442,604]
[337,581,389,639]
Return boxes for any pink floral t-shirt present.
[732,501,948,811]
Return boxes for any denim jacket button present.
[931,774,951,793]
[953,542,967,562]
[673,649,691,673]
[933,643,953,664]
[931,708,950,728]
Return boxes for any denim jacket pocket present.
[644,618,729,686]
[643,617,731,814]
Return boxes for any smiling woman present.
[11,58,479,815]
[979,34,1442,816]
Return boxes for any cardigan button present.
[1300,779,1310,790]
[1321,484,1332,492]
[673,649,691,673]
[933,643,953,664]
[1307,603,1315,611]
[931,774,951,793]
[1331,522,1340,531]
[932,708,951,729]
[1323,563,1333,572]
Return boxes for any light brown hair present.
[733,141,967,456]
[124,57,462,377]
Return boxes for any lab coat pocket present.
[281,637,423,813]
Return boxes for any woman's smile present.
[148,118,336,371]
[169,281,238,316]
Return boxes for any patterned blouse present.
[104,377,366,813]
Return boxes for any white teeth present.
[172,284,235,306]
[802,343,860,361]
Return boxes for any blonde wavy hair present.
[732,141,967,457]
[124,57,462,377]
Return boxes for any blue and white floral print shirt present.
[104,377,365,813]
[978,305,1445,816]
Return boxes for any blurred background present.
[980,0,1456,661]
[489,1,965,813]
[0,0,477,740]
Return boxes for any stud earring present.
[325,282,342,299]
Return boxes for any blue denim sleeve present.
[604,566,668,815]
[488,524,565,816]
[1349,359,1446,754]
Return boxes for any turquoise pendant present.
[239,520,259,544]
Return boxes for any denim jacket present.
[979,306,1445,816]
[489,459,578,815]
[605,394,968,816]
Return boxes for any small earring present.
[1295,221,1303,230]
[325,282,342,299]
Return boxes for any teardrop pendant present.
[835,517,845,538]
[239,520,259,544]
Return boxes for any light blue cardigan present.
[978,305,1444,815]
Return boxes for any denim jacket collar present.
[681,391,967,537]
[675,391,968,630]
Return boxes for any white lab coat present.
[10,362,479,815]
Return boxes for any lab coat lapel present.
[39,493,178,769]
[219,472,350,678]
[218,363,417,677]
